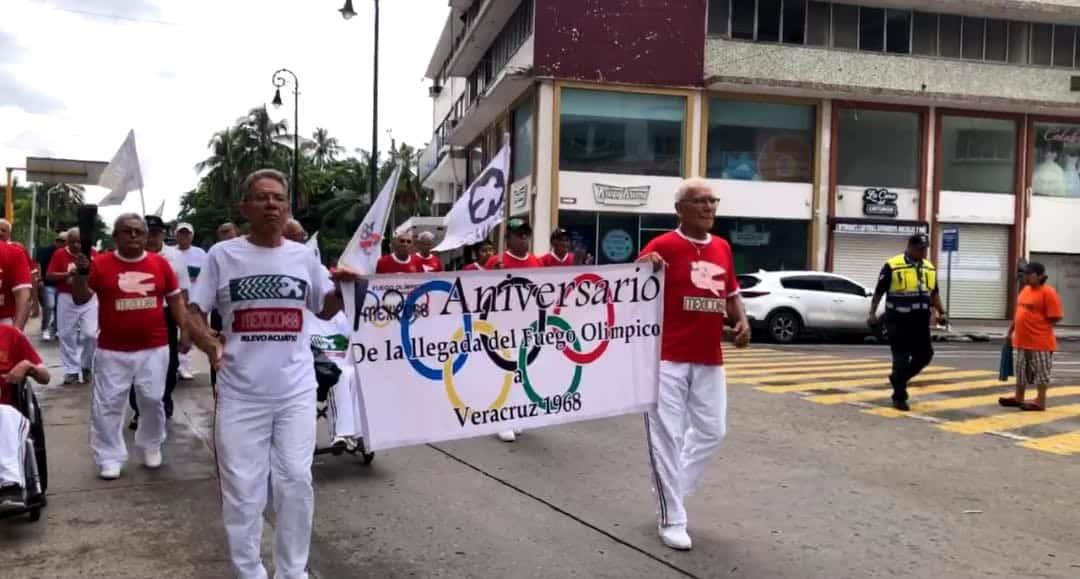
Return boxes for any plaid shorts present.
[1015,349,1053,386]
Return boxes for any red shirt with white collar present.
[415,253,443,273]
[485,251,541,270]
[0,242,33,321]
[462,262,484,271]
[639,230,739,366]
[47,247,97,294]
[88,251,179,352]
[376,253,422,274]
[540,251,575,267]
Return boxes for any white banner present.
[351,264,663,451]
[339,165,401,330]
[433,140,509,252]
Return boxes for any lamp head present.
[339,0,357,20]
[271,88,283,108]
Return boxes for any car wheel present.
[767,310,802,344]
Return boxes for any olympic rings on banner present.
[363,289,431,329]
[443,320,513,410]
[401,280,471,380]
[518,315,582,408]
[479,276,543,371]
[552,273,616,364]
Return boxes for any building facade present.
[419,0,1080,322]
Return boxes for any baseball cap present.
[507,218,532,236]
[145,215,166,230]
[550,227,570,241]
[176,222,194,233]
[908,233,930,248]
[1023,261,1046,276]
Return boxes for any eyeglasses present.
[682,196,720,207]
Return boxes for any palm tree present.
[235,106,290,170]
[306,127,344,169]
[195,127,241,212]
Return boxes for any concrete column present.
[812,99,832,271]
[532,80,556,255]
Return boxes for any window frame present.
[702,93,819,182]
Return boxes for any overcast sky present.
[0,0,448,224]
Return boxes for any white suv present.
[738,271,887,343]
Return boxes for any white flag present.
[433,140,509,252]
[339,165,401,329]
[305,231,320,262]
[98,130,144,207]
[339,165,400,274]
[151,199,165,217]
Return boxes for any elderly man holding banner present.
[638,177,751,551]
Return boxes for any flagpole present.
[138,188,146,215]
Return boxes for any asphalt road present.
[3,335,1079,578]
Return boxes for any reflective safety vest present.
[885,253,936,313]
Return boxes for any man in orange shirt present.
[1001,262,1064,412]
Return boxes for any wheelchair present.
[313,353,374,465]
[0,379,47,522]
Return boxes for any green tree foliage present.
[180,106,434,263]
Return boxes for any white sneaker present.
[99,464,121,480]
[497,430,516,442]
[178,368,194,380]
[658,524,692,550]
[144,448,163,469]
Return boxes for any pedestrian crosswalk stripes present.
[806,379,1005,405]
[938,402,1080,435]
[866,386,1080,418]
[1019,431,1080,455]
[757,369,991,394]
[727,361,890,378]
[723,347,1080,456]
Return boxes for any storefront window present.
[837,108,921,189]
[715,218,808,273]
[558,211,598,265]
[559,88,685,177]
[512,96,534,180]
[1032,122,1080,197]
[940,116,1016,194]
[706,99,815,182]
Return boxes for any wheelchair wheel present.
[31,393,47,493]
[355,438,374,465]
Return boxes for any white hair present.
[674,177,712,204]
[113,213,146,232]
[417,231,435,242]
[0,219,10,228]
[393,226,414,239]
[66,226,80,238]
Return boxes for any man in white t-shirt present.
[175,222,207,380]
[188,169,357,579]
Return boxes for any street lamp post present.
[339,0,379,204]
[271,68,301,214]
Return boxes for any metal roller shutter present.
[1031,253,1080,326]
[938,224,1009,320]
[832,233,908,291]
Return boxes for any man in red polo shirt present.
[638,178,750,551]
[47,228,97,384]
[0,238,32,330]
[414,231,443,272]
[0,219,37,325]
[539,228,575,267]
[71,214,186,480]
[485,218,541,270]
[376,230,422,274]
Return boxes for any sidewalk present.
[936,319,1080,342]
[0,321,234,578]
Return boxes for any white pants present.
[216,390,316,579]
[645,362,728,527]
[57,293,98,375]
[328,370,363,439]
[0,405,29,487]
[90,346,169,468]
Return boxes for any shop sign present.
[509,180,530,217]
[862,188,898,217]
[593,183,650,207]
[729,224,771,247]
[601,229,635,262]
[560,196,578,205]
[834,222,927,236]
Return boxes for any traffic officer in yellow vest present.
[867,233,948,411]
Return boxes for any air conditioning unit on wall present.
[429,84,443,97]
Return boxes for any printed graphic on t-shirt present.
[311,333,349,359]
[118,271,156,295]
[233,307,303,334]
[229,274,309,302]
[690,261,727,296]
